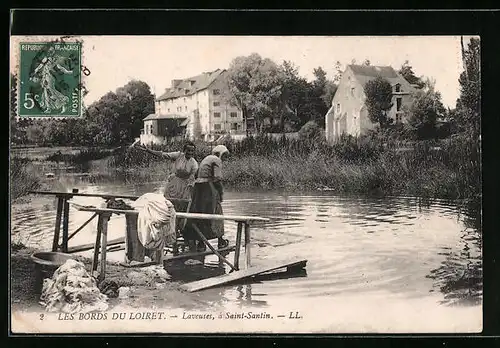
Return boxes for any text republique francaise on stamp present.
[18,41,83,118]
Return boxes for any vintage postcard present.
[9,35,482,334]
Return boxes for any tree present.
[333,61,343,83]
[312,67,337,126]
[363,59,371,66]
[454,37,480,138]
[399,60,425,89]
[280,60,309,130]
[364,77,394,129]
[225,53,284,133]
[406,79,446,139]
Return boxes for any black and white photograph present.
[9,33,482,333]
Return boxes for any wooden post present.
[92,214,103,274]
[244,222,251,268]
[125,214,144,262]
[52,196,64,252]
[61,198,70,252]
[99,213,110,282]
[234,222,243,270]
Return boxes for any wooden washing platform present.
[28,189,307,290]
[180,258,308,292]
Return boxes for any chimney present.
[171,79,182,88]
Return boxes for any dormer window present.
[395,84,401,93]
[190,81,195,86]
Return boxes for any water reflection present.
[426,199,482,306]
[10,177,482,309]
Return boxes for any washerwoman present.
[183,145,230,252]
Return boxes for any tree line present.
[10,39,480,147]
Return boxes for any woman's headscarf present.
[212,145,229,157]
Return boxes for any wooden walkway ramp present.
[180,258,307,292]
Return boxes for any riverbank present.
[10,245,209,313]
[10,133,481,201]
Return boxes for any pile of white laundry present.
[40,259,108,313]
[132,193,177,251]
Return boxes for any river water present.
[11,177,482,333]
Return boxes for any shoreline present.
[10,245,212,314]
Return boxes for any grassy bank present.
[11,132,480,202]
[10,157,42,201]
[105,133,480,201]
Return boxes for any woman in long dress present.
[133,141,198,220]
[183,145,230,252]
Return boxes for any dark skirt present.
[182,181,224,241]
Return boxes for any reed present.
[10,157,42,200]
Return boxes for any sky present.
[11,36,477,108]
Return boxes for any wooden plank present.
[30,190,190,203]
[244,223,251,268]
[72,204,270,222]
[180,259,308,292]
[234,222,243,270]
[191,223,237,272]
[119,260,157,268]
[67,213,98,242]
[61,199,70,252]
[99,214,110,282]
[67,237,125,253]
[163,245,236,262]
[91,217,103,273]
[52,197,64,252]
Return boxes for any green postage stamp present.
[18,41,83,118]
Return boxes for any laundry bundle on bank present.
[131,193,177,250]
[40,259,108,313]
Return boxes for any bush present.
[10,157,41,200]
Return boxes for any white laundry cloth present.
[131,193,176,250]
[40,259,108,313]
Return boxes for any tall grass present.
[84,132,482,201]
[10,157,42,200]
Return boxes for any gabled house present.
[325,64,418,142]
[140,69,246,145]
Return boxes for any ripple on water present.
[11,187,482,308]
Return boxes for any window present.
[336,103,341,113]
[213,101,220,107]
[184,98,186,103]
[185,106,187,111]
[396,114,402,123]
[396,97,402,112]
[213,89,220,95]
[214,112,221,118]
[231,123,238,130]
[350,88,355,97]
[230,112,237,118]
[214,124,221,130]
[395,84,401,93]
[167,108,170,112]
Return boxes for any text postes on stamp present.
[19,41,82,118]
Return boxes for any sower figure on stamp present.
[30,49,74,114]
[183,145,230,252]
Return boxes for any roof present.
[143,113,186,121]
[347,64,413,89]
[156,69,225,101]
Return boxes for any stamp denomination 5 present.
[18,41,83,118]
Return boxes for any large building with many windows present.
[140,69,246,145]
